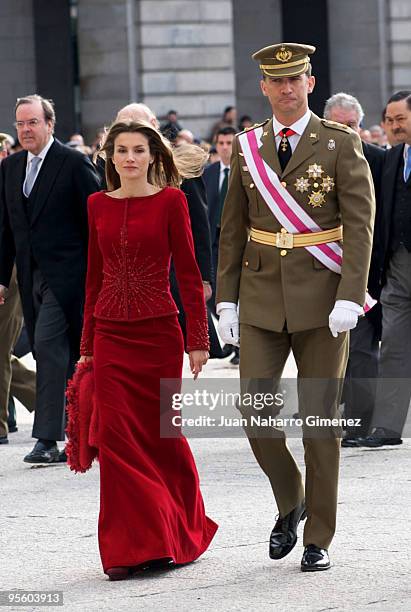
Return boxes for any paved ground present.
[1,354,410,612]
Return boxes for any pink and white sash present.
[238,125,376,312]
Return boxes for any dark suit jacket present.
[361,141,385,333]
[180,176,212,282]
[0,139,101,353]
[169,176,213,348]
[203,161,221,251]
[373,143,407,287]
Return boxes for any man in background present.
[360,93,411,447]
[323,92,384,445]
[204,126,239,364]
[0,95,100,462]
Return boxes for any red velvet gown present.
[80,188,218,572]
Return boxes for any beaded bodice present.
[80,188,209,354]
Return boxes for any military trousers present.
[239,323,349,550]
[0,268,23,438]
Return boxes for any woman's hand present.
[189,350,209,380]
[78,355,93,364]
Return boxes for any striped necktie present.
[23,156,42,197]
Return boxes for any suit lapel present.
[281,113,320,179]
[29,140,67,226]
[258,118,283,177]
[383,145,402,212]
[15,151,28,216]
[213,162,220,202]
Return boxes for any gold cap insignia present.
[276,47,292,62]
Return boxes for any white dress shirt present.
[219,162,230,190]
[272,108,312,152]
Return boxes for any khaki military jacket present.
[216,112,375,333]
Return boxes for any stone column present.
[327,0,389,125]
[388,0,411,93]
[0,0,36,132]
[140,0,235,139]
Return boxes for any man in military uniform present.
[216,43,375,571]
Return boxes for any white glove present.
[218,308,240,346]
[328,300,363,338]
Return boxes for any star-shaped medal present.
[307,164,324,179]
[294,177,310,193]
[321,176,335,192]
[308,191,326,208]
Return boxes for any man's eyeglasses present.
[14,119,43,129]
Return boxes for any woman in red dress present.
[79,121,218,580]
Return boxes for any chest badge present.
[307,164,324,179]
[294,177,310,193]
[328,139,336,151]
[293,165,335,208]
[308,192,326,208]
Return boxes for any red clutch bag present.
[65,361,99,473]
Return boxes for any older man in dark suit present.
[323,93,385,445]
[360,92,411,447]
[0,94,100,462]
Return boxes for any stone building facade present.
[1,0,410,143]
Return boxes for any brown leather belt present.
[249,226,343,249]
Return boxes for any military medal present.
[281,134,288,152]
[308,192,326,207]
[307,163,324,179]
[328,139,336,150]
[295,177,310,192]
[321,176,335,192]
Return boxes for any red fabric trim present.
[65,361,98,474]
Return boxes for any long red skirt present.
[94,315,217,572]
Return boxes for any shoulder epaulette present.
[321,119,351,133]
[238,118,270,136]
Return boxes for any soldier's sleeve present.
[215,136,249,304]
[335,129,375,305]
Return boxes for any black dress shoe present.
[8,425,18,433]
[0,435,9,445]
[58,449,67,463]
[301,544,330,571]
[358,427,403,448]
[269,500,306,559]
[23,440,60,464]
[341,436,360,447]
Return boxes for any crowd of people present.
[0,37,410,578]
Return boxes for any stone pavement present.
[1,354,410,612]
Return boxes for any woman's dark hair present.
[100,120,180,191]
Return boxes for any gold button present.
[245,260,249,267]
[250,183,255,189]
[280,249,287,257]
[314,182,319,188]
[280,228,287,234]
[281,181,287,187]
